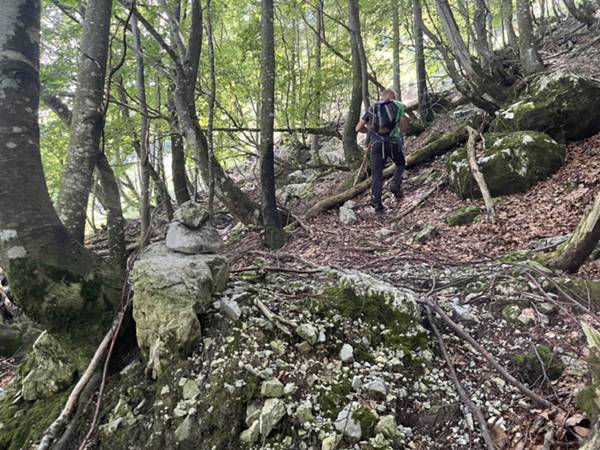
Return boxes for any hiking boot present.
[392,188,404,200]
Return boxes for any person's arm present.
[399,115,409,133]
[355,118,368,133]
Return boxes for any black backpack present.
[369,100,399,137]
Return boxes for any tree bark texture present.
[342,0,365,166]
[435,0,506,106]
[474,0,493,70]
[57,0,113,243]
[502,0,519,49]
[392,0,402,99]
[260,0,285,249]
[516,0,545,74]
[132,15,151,240]
[414,0,434,123]
[0,0,120,333]
[168,96,192,205]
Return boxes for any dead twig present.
[418,296,557,410]
[231,266,322,275]
[466,126,496,224]
[426,307,496,450]
[254,298,295,336]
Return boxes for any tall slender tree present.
[392,0,402,99]
[260,0,286,249]
[56,0,113,243]
[342,0,367,165]
[132,15,151,240]
[414,0,433,122]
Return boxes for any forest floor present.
[226,126,600,448]
[222,24,600,446]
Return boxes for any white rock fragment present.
[339,344,354,363]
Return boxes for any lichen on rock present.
[448,130,565,198]
[490,71,600,142]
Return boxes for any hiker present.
[355,88,408,214]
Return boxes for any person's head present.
[380,88,396,101]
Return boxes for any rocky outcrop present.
[132,243,229,378]
[490,71,600,142]
[448,131,565,198]
[18,331,77,401]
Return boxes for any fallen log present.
[304,125,468,219]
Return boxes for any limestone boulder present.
[19,331,77,401]
[132,243,229,378]
[490,71,600,142]
[165,222,224,254]
[448,131,565,198]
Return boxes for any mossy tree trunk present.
[546,193,600,273]
[0,0,121,334]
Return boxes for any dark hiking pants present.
[370,136,405,210]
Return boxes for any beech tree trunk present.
[516,0,545,74]
[342,0,366,166]
[414,0,434,123]
[474,0,493,70]
[392,0,402,99]
[546,193,600,273]
[140,2,262,226]
[132,15,151,239]
[56,0,113,243]
[260,0,286,249]
[310,0,324,161]
[502,0,519,49]
[0,0,120,333]
[42,93,126,270]
[168,97,191,205]
[562,0,596,26]
[435,0,506,107]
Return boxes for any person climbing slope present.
[355,88,409,214]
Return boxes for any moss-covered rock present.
[512,344,564,384]
[448,131,565,198]
[490,71,600,142]
[18,331,77,401]
[0,387,68,450]
[316,271,429,360]
[446,205,481,226]
[353,406,378,439]
[132,243,229,378]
